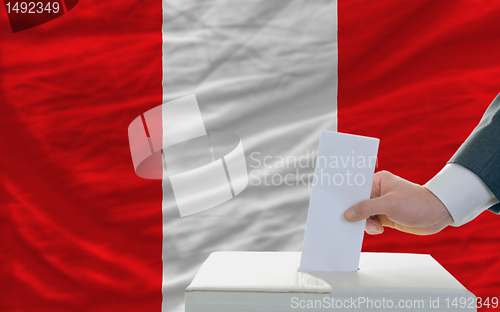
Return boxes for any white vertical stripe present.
[162,1,338,311]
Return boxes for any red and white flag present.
[1,1,500,311]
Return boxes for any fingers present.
[377,214,396,229]
[365,216,383,235]
[344,195,395,222]
[370,172,383,199]
[345,171,398,222]
[370,170,392,199]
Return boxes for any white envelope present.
[299,131,379,272]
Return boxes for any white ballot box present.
[185,252,476,312]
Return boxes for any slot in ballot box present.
[185,252,476,312]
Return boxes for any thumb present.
[344,196,394,222]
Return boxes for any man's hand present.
[343,171,454,235]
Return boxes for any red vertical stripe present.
[339,1,500,309]
[0,1,163,311]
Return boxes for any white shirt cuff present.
[424,163,499,227]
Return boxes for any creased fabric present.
[1,1,500,312]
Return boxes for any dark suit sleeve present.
[449,93,500,214]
